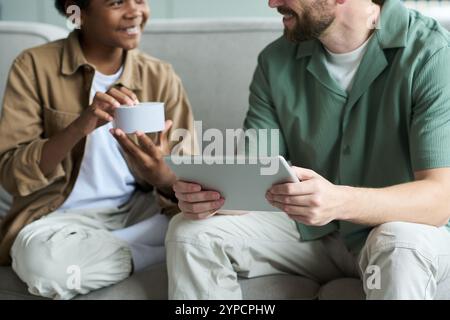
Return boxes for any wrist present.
[69,118,88,140]
[156,178,177,193]
[336,185,356,221]
[157,185,177,203]
[153,169,177,190]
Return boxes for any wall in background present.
[0,0,449,29]
[0,0,278,29]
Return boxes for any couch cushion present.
[2,264,450,300]
[239,274,319,300]
[318,278,365,300]
[77,263,320,300]
[318,277,450,300]
[76,263,169,300]
[0,264,319,300]
[0,266,46,300]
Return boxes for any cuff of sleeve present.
[15,139,65,197]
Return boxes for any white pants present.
[11,191,166,300]
[165,212,450,300]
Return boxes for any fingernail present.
[136,131,144,136]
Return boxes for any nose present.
[124,0,141,19]
[268,0,284,8]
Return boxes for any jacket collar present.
[61,30,142,90]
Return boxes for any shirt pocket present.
[42,106,80,138]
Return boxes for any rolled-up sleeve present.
[0,52,65,197]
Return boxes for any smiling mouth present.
[283,13,295,21]
[119,26,141,35]
[278,8,296,21]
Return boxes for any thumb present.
[292,166,319,181]
[164,120,173,133]
[157,120,173,147]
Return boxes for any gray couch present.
[1,16,450,300]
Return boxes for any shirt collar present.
[116,49,142,90]
[375,0,409,49]
[61,30,89,75]
[61,30,142,90]
[296,0,409,59]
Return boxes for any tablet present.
[164,155,299,212]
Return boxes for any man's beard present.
[282,1,335,43]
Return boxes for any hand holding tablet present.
[167,156,299,215]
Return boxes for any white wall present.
[0,0,278,29]
[0,0,449,30]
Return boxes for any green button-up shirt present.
[244,0,450,251]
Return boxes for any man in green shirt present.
[166,0,450,299]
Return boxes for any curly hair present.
[54,0,90,15]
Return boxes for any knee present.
[165,213,230,245]
[359,222,439,272]
[365,222,438,254]
[11,228,67,290]
[11,223,132,299]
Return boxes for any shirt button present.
[343,145,351,155]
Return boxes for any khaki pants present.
[11,191,161,300]
[165,212,450,300]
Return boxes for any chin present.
[119,40,140,50]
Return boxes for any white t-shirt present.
[323,36,372,93]
[59,66,136,211]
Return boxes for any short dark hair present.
[54,0,90,16]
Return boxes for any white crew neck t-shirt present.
[323,36,372,93]
[59,66,136,211]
